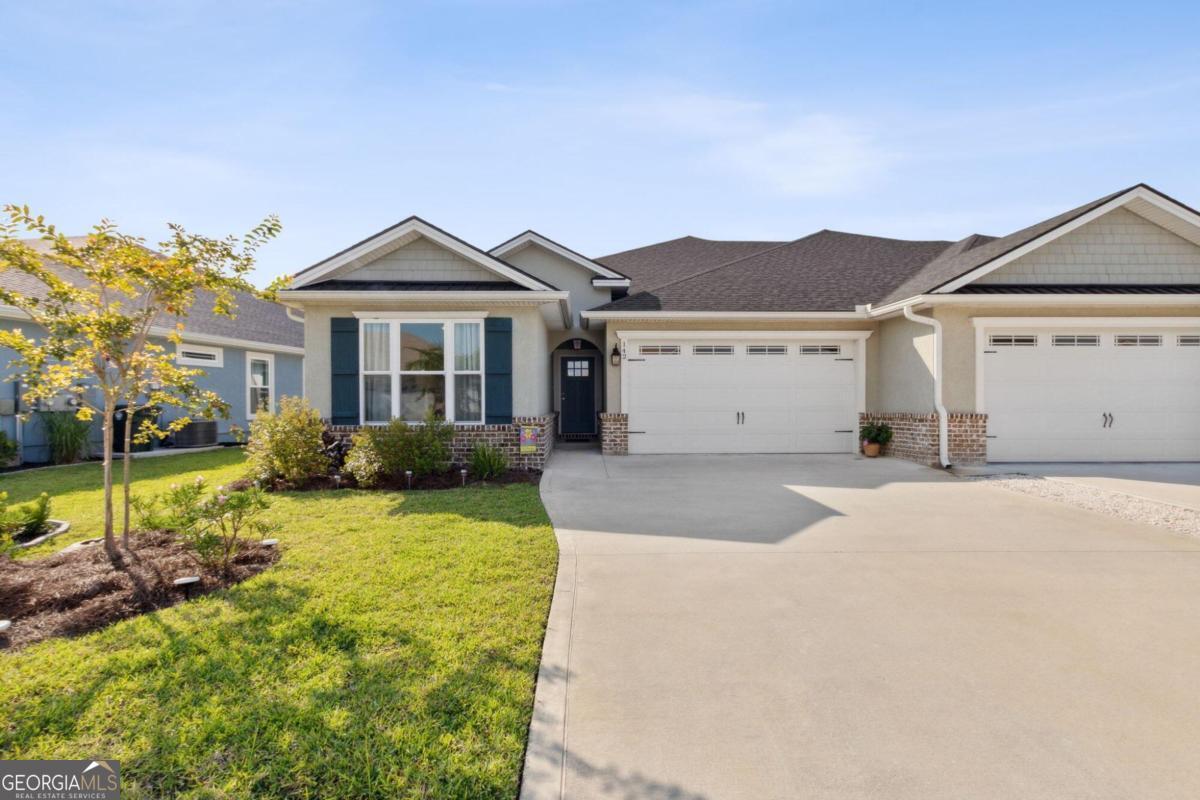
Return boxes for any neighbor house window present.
[176,344,224,367]
[247,352,274,418]
[359,319,484,423]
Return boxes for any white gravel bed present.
[968,474,1200,538]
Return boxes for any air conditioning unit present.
[174,419,218,448]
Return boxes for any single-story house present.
[0,238,303,464]
[277,182,1200,468]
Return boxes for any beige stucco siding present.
[978,208,1200,285]
[337,238,503,283]
[503,245,614,330]
[601,320,880,413]
[300,304,550,418]
[872,315,936,413]
[934,304,1200,411]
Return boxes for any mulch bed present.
[248,468,542,493]
[0,533,278,650]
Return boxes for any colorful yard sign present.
[520,425,538,454]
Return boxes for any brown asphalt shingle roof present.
[592,231,954,312]
[596,237,786,293]
[590,184,1182,313]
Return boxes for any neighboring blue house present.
[0,237,303,464]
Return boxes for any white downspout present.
[903,305,950,468]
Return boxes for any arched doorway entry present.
[553,338,601,439]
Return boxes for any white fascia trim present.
[291,219,556,291]
[584,310,869,321]
[615,330,873,341]
[351,310,490,319]
[489,231,628,280]
[591,277,632,288]
[868,293,1200,317]
[970,316,1200,328]
[936,186,1200,294]
[279,289,569,304]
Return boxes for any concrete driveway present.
[521,450,1200,800]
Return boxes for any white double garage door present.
[621,335,865,455]
[981,323,1200,462]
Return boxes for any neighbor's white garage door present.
[623,339,859,454]
[982,328,1200,461]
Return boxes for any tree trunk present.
[121,404,135,546]
[102,404,117,561]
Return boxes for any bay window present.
[360,319,484,423]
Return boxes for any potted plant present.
[860,422,893,458]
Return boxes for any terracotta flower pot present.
[862,442,881,458]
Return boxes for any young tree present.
[0,206,280,560]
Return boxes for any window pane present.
[401,374,445,420]
[401,323,444,371]
[363,375,392,423]
[250,358,270,387]
[454,322,481,371]
[250,387,271,415]
[363,322,390,371]
[455,374,482,421]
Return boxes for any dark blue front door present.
[560,355,596,435]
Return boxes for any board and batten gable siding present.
[301,304,551,420]
[977,207,1200,285]
[336,237,504,283]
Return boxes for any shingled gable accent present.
[289,216,559,292]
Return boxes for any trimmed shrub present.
[1,491,52,542]
[344,429,384,488]
[469,443,508,481]
[245,396,330,484]
[343,411,456,487]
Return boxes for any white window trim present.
[176,343,224,367]
[246,352,274,419]
[358,317,486,425]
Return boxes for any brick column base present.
[858,412,987,466]
[599,413,628,455]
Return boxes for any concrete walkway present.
[521,450,1200,800]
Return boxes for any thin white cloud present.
[600,90,893,196]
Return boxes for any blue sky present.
[3,1,1199,285]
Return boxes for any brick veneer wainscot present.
[328,414,557,471]
[858,412,987,466]
[599,413,628,455]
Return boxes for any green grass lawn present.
[0,450,558,799]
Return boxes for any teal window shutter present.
[330,317,360,425]
[485,317,513,424]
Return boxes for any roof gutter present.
[903,305,950,469]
